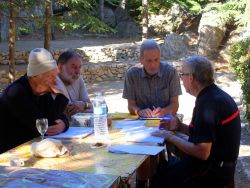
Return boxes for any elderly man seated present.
[151,56,241,188]
[0,48,69,153]
[123,39,182,117]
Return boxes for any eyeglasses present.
[179,72,191,77]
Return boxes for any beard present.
[60,66,79,85]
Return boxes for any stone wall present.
[0,62,136,84]
[0,45,139,84]
[0,44,139,65]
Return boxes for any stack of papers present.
[114,120,164,144]
[108,144,165,155]
[47,127,93,139]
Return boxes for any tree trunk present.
[142,0,148,40]
[9,0,15,83]
[0,12,10,42]
[44,0,52,50]
[99,0,104,21]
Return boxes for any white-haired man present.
[151,56,241,188]
[123,39,182,117]
[0,48,69,153]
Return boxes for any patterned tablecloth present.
[0,166,119,188]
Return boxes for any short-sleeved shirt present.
[122,62,182,110]
[189,84,241,163]
[58,76,90,103]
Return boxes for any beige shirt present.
[57,76,90,103]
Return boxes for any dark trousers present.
[149,157,235,188]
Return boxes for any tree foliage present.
[0,0,115,35]
[52,0,115,33]
[124,0,211,16]
[230,37,250,122]
[203,0,246,25]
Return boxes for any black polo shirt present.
[189,84,241,162]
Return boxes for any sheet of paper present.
[108,144,165,155]
[121,126,157,134]
[126,132,164,144]
[113,120,146,129]
[120,125,146,133]
[46,127,93,139]
[124,127,164,144]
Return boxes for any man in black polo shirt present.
[151,56,241,188]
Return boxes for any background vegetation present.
[230,38,250,122]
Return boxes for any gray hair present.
[140,39,161,58]
[184,56,214,86]
[57,50,82,65]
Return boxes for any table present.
[0,114,164,187]
[0,166,119,188]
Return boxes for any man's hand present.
[152,107,165,117]
[138,108,153,117]
[64,101,86,116]
[159,116,181,131]
[46,119,66,135]
[151,130,173,141]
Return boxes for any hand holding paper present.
[159,116,180,131]
[151,130,173,142]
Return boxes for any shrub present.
[203,0,245,26]
[230,37,250,122]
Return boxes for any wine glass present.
[36,118,48,140]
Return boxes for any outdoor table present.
[0,113,165,187]
[0,165,119,188]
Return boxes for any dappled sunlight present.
[178,84,195,124]
[87,80,124,98]
[237,155,250,182]
[239,144,250,157]
[86,80,128,113]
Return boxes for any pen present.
[152,106,156,117]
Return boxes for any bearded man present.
[57,50,92,116]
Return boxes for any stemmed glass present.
[36,118,48,140]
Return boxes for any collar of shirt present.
[140,63,163,78]
[195,83,217,106]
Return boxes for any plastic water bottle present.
[93,92,109,143]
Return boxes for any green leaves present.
[230,37,250,121]
[203,0,245,25]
